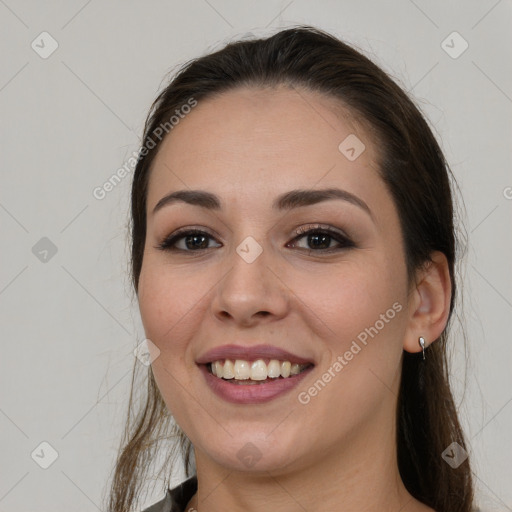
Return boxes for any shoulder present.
[141,491,172,512]
[141,476,198,512]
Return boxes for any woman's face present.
[138,86,413,474]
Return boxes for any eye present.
[155,228,221,252]
[155,224,354,254]
[287,224,354,253]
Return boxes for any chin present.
[215,449,297,474]
[196,433,302,474]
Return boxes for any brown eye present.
[289,225,354,253]
[156,229,221,252]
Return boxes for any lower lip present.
[198,364,314,404]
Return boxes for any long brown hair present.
[106,26,473,512]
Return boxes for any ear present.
[403,251,452,354]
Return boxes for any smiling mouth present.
[206,358,314,384]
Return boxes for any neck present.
[186,419,427,512]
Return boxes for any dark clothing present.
[142,476,197,512]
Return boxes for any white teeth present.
[234,360,250,380]
[290,363,301,376]
[209,358,310,380]
[280,361,291,378]
[223,359,235,379]
[250,359,267,380]
[267,359,281,378]
[213,361,223,377]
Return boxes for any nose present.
[211,241,289,327]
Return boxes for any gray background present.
[1,1,511,511]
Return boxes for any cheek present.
[294,262,407,414]
[291,256,405,348]
[137,257,206,356]
[137,259,208,421]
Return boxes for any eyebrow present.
[152,188,373,218]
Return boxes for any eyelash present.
[155,224,355,255]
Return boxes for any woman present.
[107,26,473,512]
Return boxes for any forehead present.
[147,86,384,211]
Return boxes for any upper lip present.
[196,344,315,365]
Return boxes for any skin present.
[137,86,451,512]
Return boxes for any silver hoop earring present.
[419,337,426,360]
